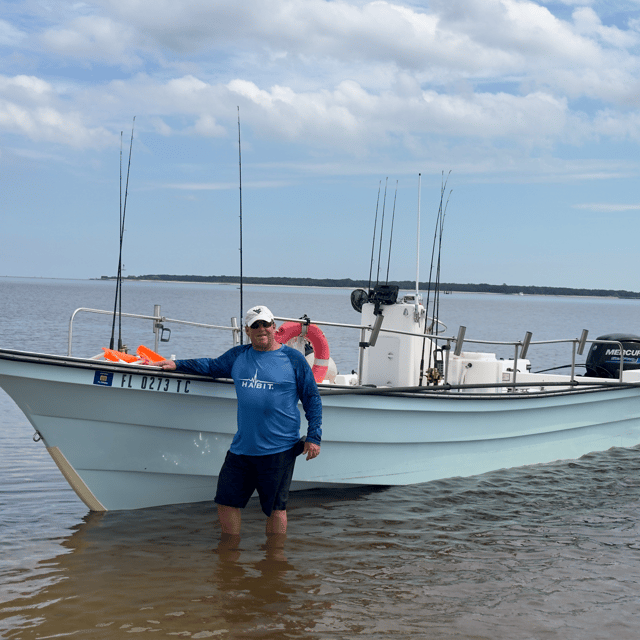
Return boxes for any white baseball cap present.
[244,305,275,327]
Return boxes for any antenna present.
[237,107,244,344]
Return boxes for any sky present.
[2,0,640,291]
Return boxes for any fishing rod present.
[368,181,381,293]
[431,176,452,340]
[385,180,398,284]
[415,173,422,313]
[423,171,450,333]
[109,118,135,350]
[237,107,244,345]
[416,173,430,385]
[422,179,439,333]
[119,118,135,350]
[109,132,123,350]
[375,177,388,287]
[419,171,450,383]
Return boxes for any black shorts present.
[214,440,304,517]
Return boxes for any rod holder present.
[454,326,466,356]
[520,331,533,359]
[577,329,589,356]
[153,304,162,353]
[231,317,241,346]
[369,314,384,347]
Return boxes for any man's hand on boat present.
[303,441,320,461]
[139,356,176,370]
[155,359,176,370]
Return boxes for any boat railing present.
[276,316,631,389]
[68,306,631,389]
[437,329,629,387]
[68,306,449,356]
[67,306,242,356]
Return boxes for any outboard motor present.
[585,333,640,378]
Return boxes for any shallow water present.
[2,278,640,639]
[3,437,640,639]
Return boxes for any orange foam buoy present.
[275,322,330,383]
[102,348,139,363]
[136,345,164,362]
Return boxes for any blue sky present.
[2,0,640,290]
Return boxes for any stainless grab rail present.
[68,306,630,387]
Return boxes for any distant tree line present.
[100,274,640,299]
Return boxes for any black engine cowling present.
[585,333,640,378]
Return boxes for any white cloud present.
[224,77,569,149]
[2,0,640,155]
[40,15,141,66]
[573,203,640,211]
[99,0,515,76]
[0,101,114,147]
[0,68,600,155]
[572,6,638,47]
[34,0,632,112]
[0,18,26,46]
[0,75,53,101]
[0,74,115,147]
[538,0,593,6]
[192,113,227,137]
[591,109,640,139]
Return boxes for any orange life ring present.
[275,322,330,383]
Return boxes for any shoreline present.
[1,275,632,299]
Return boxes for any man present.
[154,305,322,537]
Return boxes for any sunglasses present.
[250,320,273,329]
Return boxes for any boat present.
[2,283,640,511]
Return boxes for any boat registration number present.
[93,371,192,393]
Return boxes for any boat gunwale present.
[1,347,638,401]
[0,347,218,381]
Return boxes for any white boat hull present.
[2,349,640,511]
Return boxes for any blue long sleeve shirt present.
[174,344,322,456]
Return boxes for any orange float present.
[102,348,139,363]
[101,345,165,364]
[136,345,164,362]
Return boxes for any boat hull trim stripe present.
[47,446,107,512]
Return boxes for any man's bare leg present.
[218,505,241,534]
[266,509,287,534]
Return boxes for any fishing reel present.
[351,285,400,314]
[350,289,369,313]
[425,347,445,385]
